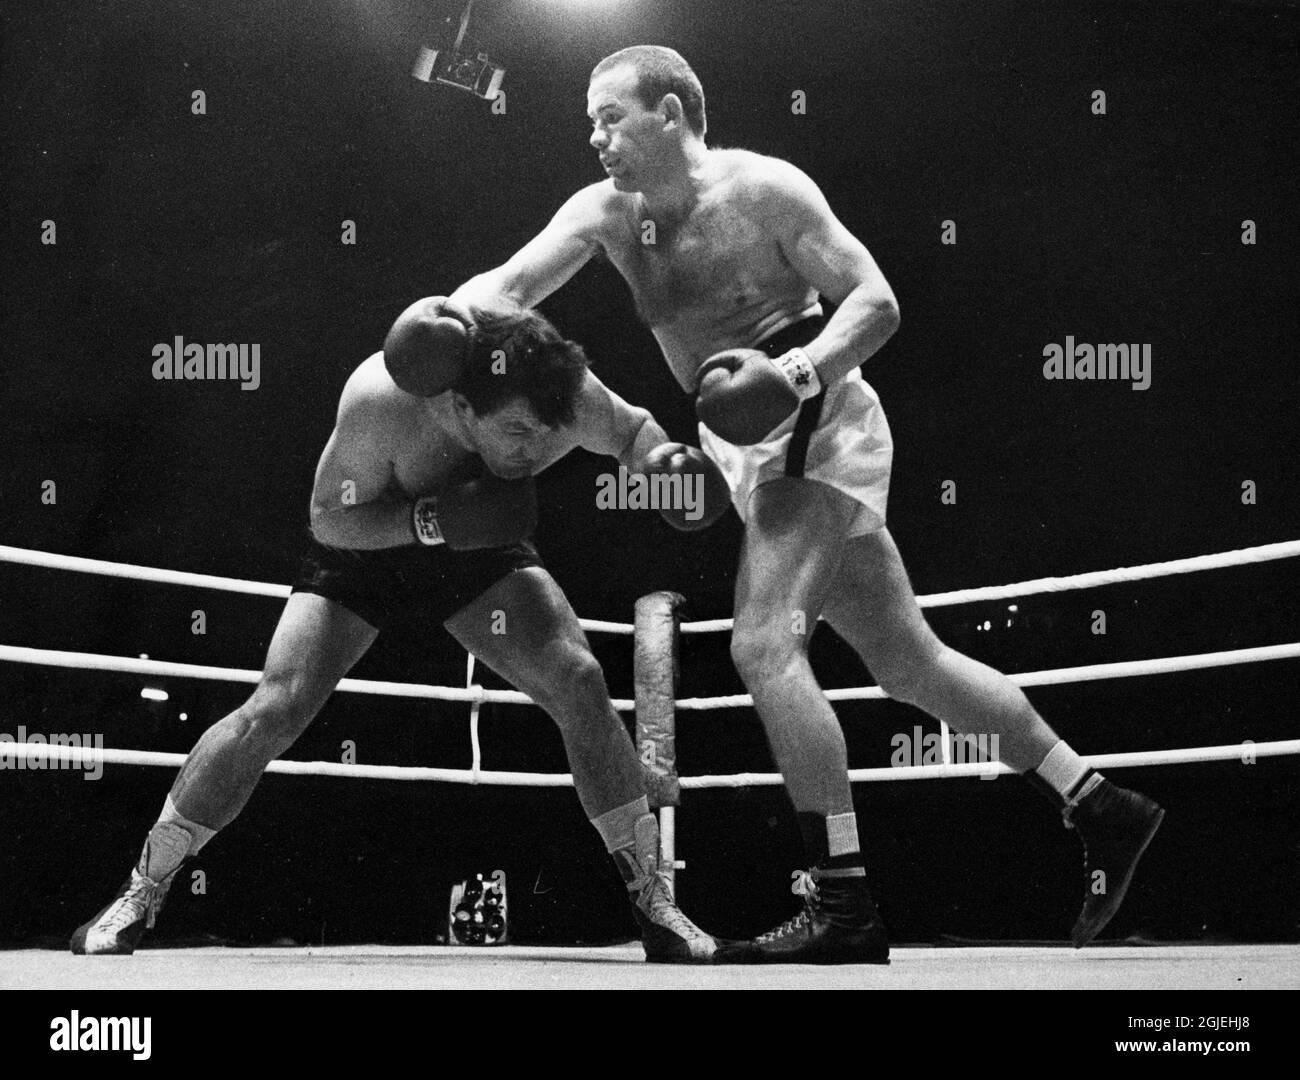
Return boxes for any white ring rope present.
[3,641,1298,712]
[2,540,1297,788]
[672,642,1300,709]
[466,652,484,779]
[3,539,1297,635]
[5,738,1297,786]
[0,645,634,711]
[0,544,635,635]
[679,540,1300,632]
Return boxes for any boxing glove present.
[642,442,731,531]
[384,296,476,397]
[694,346,822,446]
[412,474,538,550]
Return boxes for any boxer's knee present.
[237,677,317,757]
[536,648,610,728]
[730,625,808,693]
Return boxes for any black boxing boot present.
[1061,775,1165,947]
[739,866,890,964]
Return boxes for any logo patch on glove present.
[412,497,444,546]
[772,348,822,401]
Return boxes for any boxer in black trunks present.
[72,302,728,963]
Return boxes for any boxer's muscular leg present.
[822,528,1166,949]
[445,567,643,818]
[730,478,857,816]
[170,592,378,829]
[445,568,723,964]
[821,528,1060,773]
[71,593,379,954]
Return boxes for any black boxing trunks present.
[291,537,543,632]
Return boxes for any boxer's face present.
[456,395,552,479]
[587,66,674,191]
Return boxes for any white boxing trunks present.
[697,319,893,536]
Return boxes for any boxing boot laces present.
[745,867,890,964]
[614,814,718,963]
[70,867,177,955]
[70,821,188,955]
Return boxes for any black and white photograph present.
[2,0,1296,1048]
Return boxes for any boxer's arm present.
[309,376,415,550]
[762,159,900,386]
[450,184,607,310]
[572,371,670,471]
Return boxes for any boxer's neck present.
[635,142,711,221]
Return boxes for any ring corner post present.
[633,591,685,885]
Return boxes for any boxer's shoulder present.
[338,352,430,432]
[727,151,820,201]
[560,179,631,229]
[570,367,621,432]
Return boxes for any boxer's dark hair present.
[591,46,706,138]
[457,305,589,428]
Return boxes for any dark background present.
[1,0,1297,948]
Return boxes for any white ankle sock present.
[826,812,861,857]
[1035,741,1099,799]
[591,796,651,854]
[144,796,218,879]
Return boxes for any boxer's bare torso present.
[588,150,821,391]
[322,353,636,507]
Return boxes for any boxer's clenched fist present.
[694,346,821,446]
[642,442,731,531]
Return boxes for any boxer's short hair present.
[458,305,589,428]
[591,46,706,138]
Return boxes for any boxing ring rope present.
[2,541,1298,792]
[3,641,1299,713]
[3,538,1299,635]
[0,545,634,636]
[6,738,1300,785]
[680,539,1300,631]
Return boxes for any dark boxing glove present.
[694,346,822,445]
[642,442,731,531]
[384,296,476,397]
[412,474,538,550]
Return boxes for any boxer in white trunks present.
[446,46,1165,963]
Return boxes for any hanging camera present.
[412,1,505,101]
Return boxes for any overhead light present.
[140,687,168,702]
